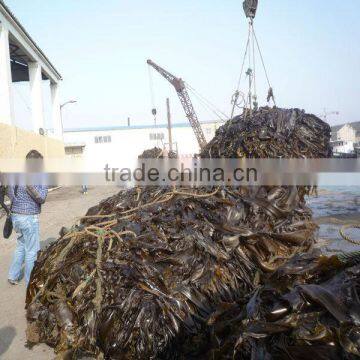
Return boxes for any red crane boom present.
[147,59,207,150]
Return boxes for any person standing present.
[7,150,48,286]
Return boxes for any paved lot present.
[0,186,119,360]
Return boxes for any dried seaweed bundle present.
[197,251,360,359]
[26,108,332,359]
[139,147,178,159]
[200,107,331,158]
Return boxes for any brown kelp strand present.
[26,108,333,359]
[191,251,360,360]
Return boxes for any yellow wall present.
[338,124,356,142]
[0,123,65,159]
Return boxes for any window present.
[65,146,84,155]
[95,135,111,144]
[149,132,164,140]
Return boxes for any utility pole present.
[166,98,173,151]
[60,100,77,140]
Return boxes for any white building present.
[331,122,360,141]
[330,121,360,155]
[330,140,355,155]
[64,121,223,169]
[0,0,64,159]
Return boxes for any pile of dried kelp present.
[187,250,360,359]
[139,147,178,159]
[26,108,332,359]
[200,107,332,158]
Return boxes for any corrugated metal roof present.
[331,124,343,132]
[64,120,224,133]
[331,121,360,131]
[350,121,360,131]
[0,0,62,80]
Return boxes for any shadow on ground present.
[0,326,16,356]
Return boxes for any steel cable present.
[252,27,276,106]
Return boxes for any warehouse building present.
[64,121,223,169]
[0,0,64,158]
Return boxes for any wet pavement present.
[308,186,360,252]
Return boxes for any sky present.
[6,0,360,130]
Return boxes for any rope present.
[186,84,228,118]
[53,235,79,268]
[186,83,228,120]
[117,192,175,215]
[107,230,124,251]
[237,22,253,117]
[187,87,225,121]
[251,23,257,103]
[78,188,220,228]
[148,64,158,128]
[252,27,276,106]
[235,21,252,92]
[92,219,117,228]
[33,232,82,302]
[83,227,137,312]
[340,224,360,246]
[173,187,219,198]
[93,235,104,313]
[136,187,141,201]
[78,213,117,220]
[70,227,137,300]
[117,187,220,216]
[252,27,270,88]
[230,26,250,118]
[32,187,220,304]
[72,269,96,299]
[248,27,252,112]
[148,64,156,110]
[232,19,276,115]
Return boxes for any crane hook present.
[243,0,258,20]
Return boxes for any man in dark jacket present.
[7,150,47,286]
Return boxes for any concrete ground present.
[0,186,119,360]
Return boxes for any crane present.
[243,0,258,20]
[231,0,275,118]
[147,59,207,150]
[319,109,339,121]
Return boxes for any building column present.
[28,61,44,133]
[50,81,62,139]
[0,24,13,125]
